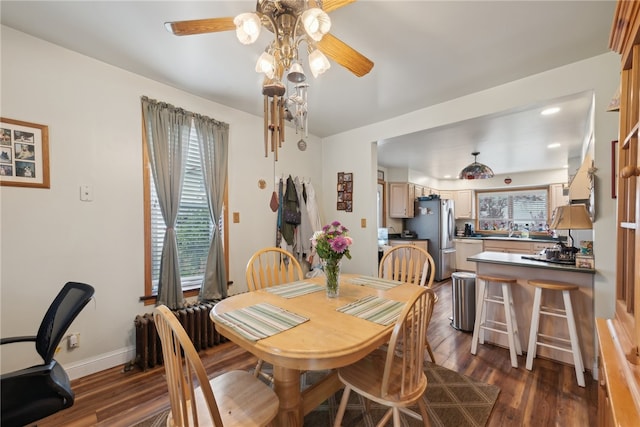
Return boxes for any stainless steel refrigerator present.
[404,198,456,281]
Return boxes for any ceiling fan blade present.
[165,17,236,36]
[317,33,373,77]
[321,0,357,13]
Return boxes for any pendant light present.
[458,152,494,180]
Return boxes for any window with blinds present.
[149,128,213,293]
[477,188,549,232]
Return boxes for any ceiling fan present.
[164,0,374,79]
[165,0,373,160]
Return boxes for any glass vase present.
[323,259,341,298]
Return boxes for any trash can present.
[451,272,476,332]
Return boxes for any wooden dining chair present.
[154,305,279,426]
[245,246,304,382]
[379,244,438,363]
[245,247,304,291]
[378,244,435,288]
[333,287,436,427]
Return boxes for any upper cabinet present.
[549,183,569,215]
[454,190,475,219]
[439,190,455,200]
[569,152,594,201]
[389,182,415,218]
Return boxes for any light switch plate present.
[361,218,366,228]
[233,212,240,223]
[80,185,93,201]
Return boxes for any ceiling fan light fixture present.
[255,51,276,78]
[234,13,261,45]
[308,49,330,78]
[301,8,331,41]
[287,60,306,82]
[458,151,495,180]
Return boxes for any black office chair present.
[1,281,95,427]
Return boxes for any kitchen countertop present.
[468,251,595,273]
[455,236,561,244]
[388,237,429,241]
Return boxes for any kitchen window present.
[476,187,549,233]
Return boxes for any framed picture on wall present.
[0,117,50,189]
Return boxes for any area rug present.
[134,362,499,427]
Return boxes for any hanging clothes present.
[304,179,322,233]
[304,179,323,263]
[293,176,313,258]
[281,175,298,245]
[275,177,284,248]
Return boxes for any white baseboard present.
[65,346,136,380]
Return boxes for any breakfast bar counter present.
[467,251,596,371]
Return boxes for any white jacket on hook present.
[293,176,313,259]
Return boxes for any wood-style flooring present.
[32,279,597,426]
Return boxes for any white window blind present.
[150,128,213,293]
[477,188,548,232]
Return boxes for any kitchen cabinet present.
[454,238,483,271]
[454,190,475,219]
[389,239,428,252]
[483,239,554,255]
[549,183,568,216]
[439,190,455,200]
[569,152,593,202]
[389,182,415,218]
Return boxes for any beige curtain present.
[193,114,229,300]
[141,96,191,309]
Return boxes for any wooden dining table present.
[210,274,420,427]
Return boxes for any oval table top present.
[210,274,421,371]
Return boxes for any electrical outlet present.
[68,333,80,349]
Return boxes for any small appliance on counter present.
[523,242,579,265]
[402,230,417,238]
[463,223,474,237]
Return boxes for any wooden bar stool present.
[471,274,522,368]
[525,279,585,387]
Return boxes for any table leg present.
[273,365,303,427]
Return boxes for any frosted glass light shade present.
[255,51,276,78]
[301,8,331,41]
[234,13,261,45]
[308,49,330,78]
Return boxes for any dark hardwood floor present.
[32,279,597,426]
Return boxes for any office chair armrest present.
[0,335,37,345]
[0,361,56,381]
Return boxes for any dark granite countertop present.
[468,251,595,274]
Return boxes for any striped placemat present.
[349,275,404,290]
[337,295,405,326]
[213,303,309,342]
[265,281,324,298]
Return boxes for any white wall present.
[323,52,620,318]
[0,26,322,378]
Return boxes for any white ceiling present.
[0,1,615,178]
